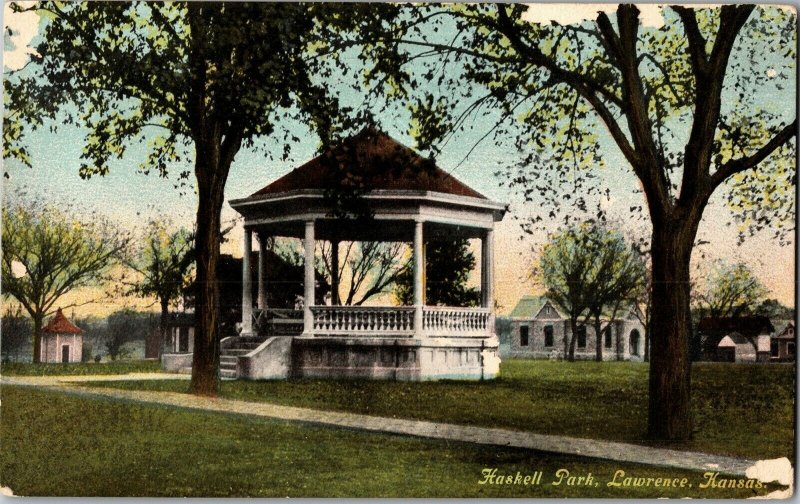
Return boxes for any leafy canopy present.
[539,222,644,323]
[1,193,128,322]
[354,5,796,238]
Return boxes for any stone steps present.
[218,336,269,380]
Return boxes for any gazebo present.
[40,308,83,363]
[225,128,506,380]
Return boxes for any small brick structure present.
[40,308,83,363]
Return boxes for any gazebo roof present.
[42,308,82,334]
[250,127,486,200]
[230,128,506,241]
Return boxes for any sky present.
[2,3,797,317]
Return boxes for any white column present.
[257,234,267,310]
[331,239,340,306]
[241,228,253,335]
[482,228,494,309]
[482,228,495,334]
[413,220,424,337]
[303,220,315,335]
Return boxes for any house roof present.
[250,128,486,200]
[509,295,548,319]
[697,316,774,337]
[42,308,82,335]
[773,320,795,339]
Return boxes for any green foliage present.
[4,2,360,176]
[353,4,796,238]
[754,298,795,320]
[1,305,32,363]
[104,308,155,361]
[695,261,769,319]
[394,239,480,306]
[124,218,194,309]
[540,224,643,319]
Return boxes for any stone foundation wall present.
[161,352,193,373]
[291,336,499,381]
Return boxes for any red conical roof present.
[42,308,82,334]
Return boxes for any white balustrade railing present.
[423,306,492,337]
[311,306,416,336]
[309,305,493,337]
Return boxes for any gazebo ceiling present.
[229,128,507,241]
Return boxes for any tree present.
[538,223,643,361]
[317,241,405,306]
[5,2,369,395]
[104,309,156,361]
[1,305,32,363]
[394,239,480,307]
[754,298,795,320]
[631,261,653,362]
[357,4,796,439]
[695,261,768,320]
[124,219,194,358]
[582,229,646,362]
[539,227,592,361]
[1,195,127,363]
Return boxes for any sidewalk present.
[0,374,759,477]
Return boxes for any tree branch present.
[712,119,798,187]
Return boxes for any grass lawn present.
[83,360,795,460]
[1,359,161,376]
[0,386,785,498]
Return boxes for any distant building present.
[771,321,795,362]
[508,295,646,361]
[696,316,773,363]
[165,312,195,354]
[40,308,82,363]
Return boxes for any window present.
[789,342,795,357]
[630,329,641,356]
[544,325,554,347]
[520,326,529,347]
[577,326,587,348]
[604,327,612,348]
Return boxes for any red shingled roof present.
[251,128,486,199]
[42,308,82,334]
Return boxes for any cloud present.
[4,1,40,71]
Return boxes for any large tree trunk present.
[185,4,241,396]
[647,217,699,440]
[189,178,225,396]
[31,313,43,364]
